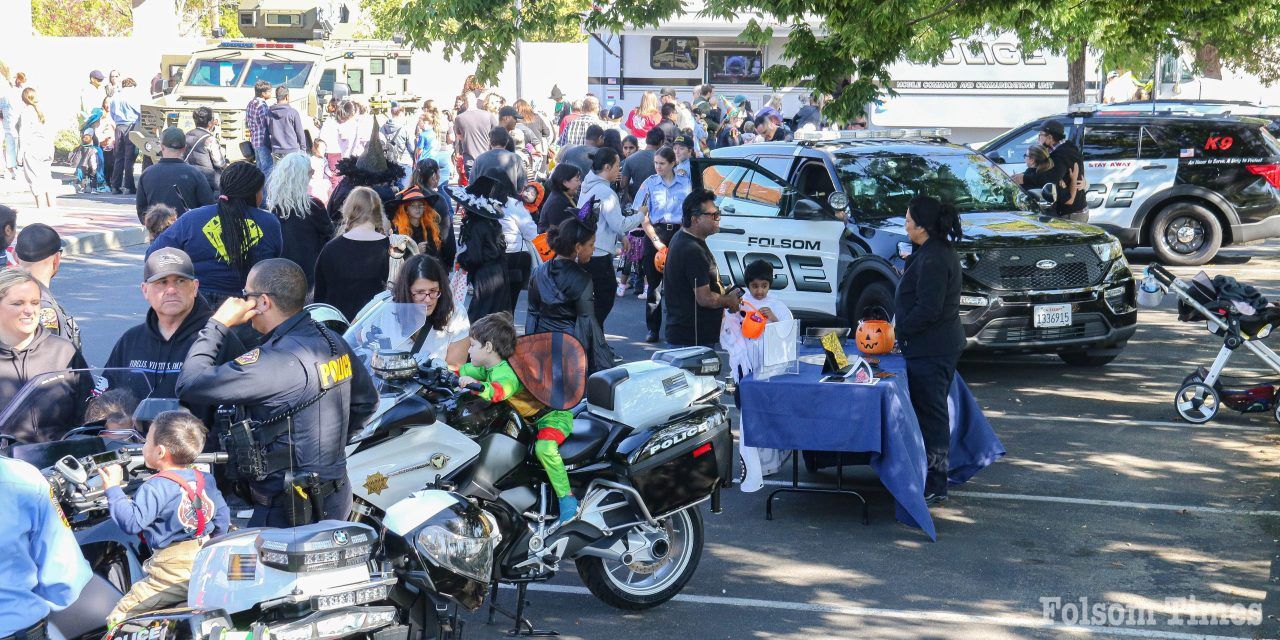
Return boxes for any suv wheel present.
[853,281,895,322]
[1058,350,1119,366]
[1150,202,1222,266]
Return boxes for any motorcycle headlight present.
[414,514,499,583]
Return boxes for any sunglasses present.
[241,289,267,299]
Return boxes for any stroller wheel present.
[1274,402,1280,427]
[1175,382,1220,424]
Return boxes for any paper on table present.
[757,319,799,380]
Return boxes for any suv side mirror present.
[988,153,1006,165]
[793,198,824,220]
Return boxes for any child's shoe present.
[558,495,578,523]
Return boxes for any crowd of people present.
[0,72,891,636]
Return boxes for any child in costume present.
[458,312,579,522]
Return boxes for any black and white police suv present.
[980,104,1280,266]
[692,128,1138,366]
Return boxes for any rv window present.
[397,59,411,75]
[705,49,763,85]
[370,59,385,75]
[650,37,698,71]
[346,69,364,94]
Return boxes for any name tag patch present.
[317,353,353,390]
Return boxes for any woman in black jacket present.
[894,194,965,505]
[451,174,511,321]
[538,163,582,232]
[525,217,614,373]
[267,152,334,286]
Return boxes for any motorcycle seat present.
[561,416,612,465]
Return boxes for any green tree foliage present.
[32,0,132,37]
[370,0,1280,122]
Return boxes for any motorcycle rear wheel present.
[575,506,704,610]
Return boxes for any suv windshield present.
[186,59,247,87]
[240,60,313,89]
[837,153,1028,218]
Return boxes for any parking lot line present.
[507,583,1254,640]
[758,481,1280,517]
[986,413,1272,433]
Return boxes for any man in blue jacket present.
[268,86,306,162]
[0,457,91,639]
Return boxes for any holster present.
[220,418,292,483]
[282,471,346,526]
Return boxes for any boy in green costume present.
[458,312,578,522]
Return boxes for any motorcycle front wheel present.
[575,506,704,610]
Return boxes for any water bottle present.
[1136,272,1164,308]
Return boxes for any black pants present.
[111,124,138,192]
[643,224,680,336]
[505,251,532,313]
[468,262,510,321]
[905,352,960,496]
[586,254,618,328]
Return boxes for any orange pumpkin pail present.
[740,300,768,339]
[531,232,555,262]
[654,247,669,273]
[856,306,895,355]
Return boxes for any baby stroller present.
[1142,264,1280,425]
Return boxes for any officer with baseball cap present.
[134,127,215,221]
[13,224,79,351]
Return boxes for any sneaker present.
[95,186,111,193]
[637,285,649,300]
[558,495,578,523]
[616,283,627,297]
[924,493,948,505]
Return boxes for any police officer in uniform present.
[13,224,80,351]
[177,258,378,527]
[0,456,91,639]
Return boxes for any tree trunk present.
[1196,43,1223,80]
[1068,44,1088,105]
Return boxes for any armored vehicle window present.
[346,69,364,94]
[187,60,247,87]
[370,59,385,75]
[397,59,411,75]
[241,61,314,89]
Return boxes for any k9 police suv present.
[692,129,1137,366]
[981,104,1280,265]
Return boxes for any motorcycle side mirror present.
[1040,182,1058,204]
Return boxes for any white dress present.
[723,292,795,492]
[15,105,51,195]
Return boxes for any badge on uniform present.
[234,348,261,366]
[316,353,353,390]
[40,306,58,330]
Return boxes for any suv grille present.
[966,245,1102,291]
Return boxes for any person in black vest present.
[894,194,965,505]
[135,127,215,221]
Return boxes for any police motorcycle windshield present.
[0,368,157,446]
[344,301,430,367]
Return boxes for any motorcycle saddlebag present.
[617,404,731,517]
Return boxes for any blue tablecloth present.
[738,351,1004,541]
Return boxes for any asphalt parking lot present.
[59,240,1280,640]
[475,242,1280,640]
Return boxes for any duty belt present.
[1,620,46,640]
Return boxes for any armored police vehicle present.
[981,105,1280,265]
[694,129,1138,366]
[133,0,417,162]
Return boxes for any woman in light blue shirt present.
[632,147,691,342]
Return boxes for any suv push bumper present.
[961,287,1138,352]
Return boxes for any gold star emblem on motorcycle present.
[430,453,450,470]
[363,472,390,496]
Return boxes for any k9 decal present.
[1085,181,1139,209]
[721,251,832,293]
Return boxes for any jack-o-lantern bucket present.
[654,247,669,273]
[856,306,895,355]
[740,300,768,339]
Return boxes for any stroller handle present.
[1146,263,1176,287]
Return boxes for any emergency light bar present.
[1067,103,1099,116]
[218,41,295,49]
[793,128,952,142]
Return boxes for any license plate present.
[1033,303,1072,328]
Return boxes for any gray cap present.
[143,247,196,283]
[90,70,105,81]
[161,127,186,150]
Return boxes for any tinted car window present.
[1156,122,1280,158]
[1082,124,1139,160]
[836,153,1026,218]
[986,122,1077,165]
